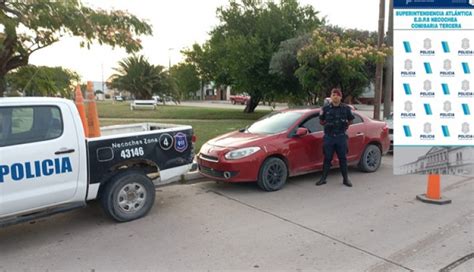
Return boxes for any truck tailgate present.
[86,125,194,185]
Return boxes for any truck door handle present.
[55,148,75,155]
[356,132,364,136]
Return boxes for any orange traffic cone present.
[74,85,89,137]
[416,174,451,205]
[86,81,101,138]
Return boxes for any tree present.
[170,63,200,101]
[270,26,382,105]
[269,33,311,105]
[6,65,80,97]
[185,0,322,113]
[0,0,152,96]
[295,28,388,104]
[109,55,167,100]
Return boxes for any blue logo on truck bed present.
[0,157,72,183]
[174,132,188,152]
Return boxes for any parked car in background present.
[152,95,163,103]
[384,112,393,152]
[114,96,124,102]
[230,94,250,105]
[197,108,390,191]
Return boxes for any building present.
[398,147,474,175]
[195,83,231,101]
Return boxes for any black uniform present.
[318,103,355,185]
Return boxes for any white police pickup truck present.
[0,98,195,227]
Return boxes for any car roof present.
[278,107,368,119]
[279,108,320,114]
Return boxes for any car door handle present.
[356,132,364,136]
[55,148,75,155]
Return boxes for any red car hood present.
[208,131,272,148]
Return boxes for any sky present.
[29,0,390,84]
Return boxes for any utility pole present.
[101,63,105,100]
[374,0,386,120]
[168,48,174,72]
[383,0,394,119]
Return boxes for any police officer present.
[316,88,355,187]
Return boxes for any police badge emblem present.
[174,132,188,152]
[461,38,470,50]
[443,101,452,112]
[404,101,413,112]
[423,80,432,91]
[462,122,470,134]
[423,38,432,50]
[443,59,452,71]
[461,80,470,91]
[405,59,413,71]
[424,122,432,134]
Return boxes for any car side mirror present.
[238,126,249,133]
[295,127,309,137]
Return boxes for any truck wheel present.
[358,144,382,172]
[257,157,288,191]
[101,171,155,222]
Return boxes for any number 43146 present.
[120,147,145,159]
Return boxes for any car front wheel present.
[257,157,288,191]
[358,144,382,172]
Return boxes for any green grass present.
[100,118,254,152]
[97,101,269,120]
[97,101,267,151]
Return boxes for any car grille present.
[199,165,238,179]
[199,154,219,162]
[389,128,393,134]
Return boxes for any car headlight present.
[225,147,261,160]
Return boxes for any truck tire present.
[101,171,155,222]
[358,144,382,172]
[257,157,288,191]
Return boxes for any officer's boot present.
[340,165,352,187]
[316,164,330,186]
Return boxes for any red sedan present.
[197,108,390,191]
[229,95,250,105]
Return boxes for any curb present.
[183,171,206,183]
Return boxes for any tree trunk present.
[0,72,7,97]
[244,95,261,113]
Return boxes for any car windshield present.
[247,111,303,134]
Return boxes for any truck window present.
[12,107,34,134]
[0,106,63,147]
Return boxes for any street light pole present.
[168,48,174,72]
[374,0,386,120]
[383,0,394,119]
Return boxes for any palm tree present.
[109,55,166,100]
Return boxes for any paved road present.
[1,155,472,271]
